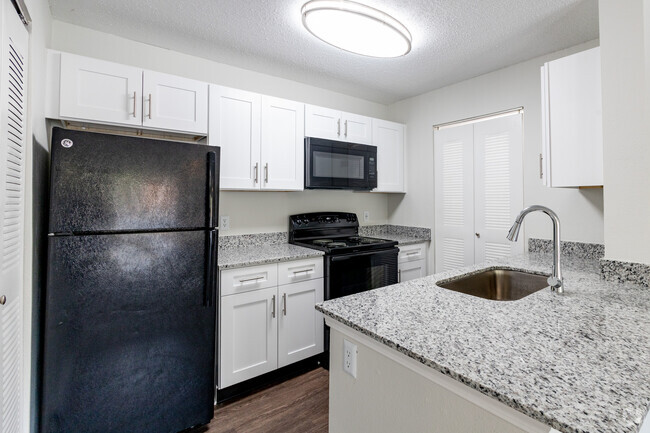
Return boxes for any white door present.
[260,96,304,191]
[434,124,475,272]
[59,52,142,126]
[220,287,278,388]
[278,279,324,368]
[209,85,261,190]
[473,115,524,262]
[142,70,208,134]
[341,112,372,144]
[373,119,405,192]
[0,2,27,431]
[304,104,341,140]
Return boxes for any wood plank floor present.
[193,368,329,433]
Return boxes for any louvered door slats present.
[1,2,28,432]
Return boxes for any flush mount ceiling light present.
[301,0,412,58]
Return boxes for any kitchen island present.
[317,253,650,433]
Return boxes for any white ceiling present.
[48,0,599,105]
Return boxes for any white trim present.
[326,317,555,433]
[433,107,524,130]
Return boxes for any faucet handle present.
[547,276,563,292]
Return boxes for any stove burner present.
[312,239,333,245]
[327,242,347,248]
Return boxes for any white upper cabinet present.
[59,53,142,127]
[209,88,304,191]
[51,51,209,134]
[142,70,208,134]
[541,47,603,187]
[373,119,405,192]
[305,104,372,144]
[261,96,305,191]
[209,85,261,190]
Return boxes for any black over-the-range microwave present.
[304,137,377,190]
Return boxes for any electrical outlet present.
[220,215,230,231]
[343,339,357,378]
[363,211,370,222]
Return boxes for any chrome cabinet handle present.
[271,295,276,318]
[132,91,137,118]
[292,269,312,276]
[282,293,287,316]
[147,93,152,119]
[337,119,341,136]
[405,251,419,256]
[264,163,269,183]
[239,276,263,284]
[0,295,6,305]
[254,163,259,183]
[344,120,348,137]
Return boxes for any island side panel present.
[328,324,554,433]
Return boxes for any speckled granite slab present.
[218,243,323,269]
[600,258,650,287]
[528,238,605,259]
[219,232,287,248]
[317,253,650,433]
[359,224,431,246]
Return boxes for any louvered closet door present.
[473,115,524,262]
[0,2,28,432]
[434,124,475,272]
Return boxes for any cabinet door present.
[546,47,603,187]
[220,287,278,388]
[209,85,261,190]
[373,119,405,192]
[399,259,426,282]
[473,114,524,263]
[261,96,304,190]
[142,70,208,134]
[59,53,142,126]
[305,104,341,140]
[434,124,475,272]
[278,279,324,368]
[341,112,372,144]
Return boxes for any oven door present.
[305,137,377,190]
[325,248,398,300]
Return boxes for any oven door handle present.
[330,248,397,262]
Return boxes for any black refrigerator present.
[40,128,220,433]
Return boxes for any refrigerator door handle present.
[204,230,218,306]
[207,152,217,228]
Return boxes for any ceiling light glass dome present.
[301,0,412,58]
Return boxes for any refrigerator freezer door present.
[41,231,217,433]
[48,128,220,234]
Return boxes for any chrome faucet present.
[506,205,563,294]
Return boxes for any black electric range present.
[289,212,398,300]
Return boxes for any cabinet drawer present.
[398,243,426,263]
[278,258,324,286]
[221,264,278,296]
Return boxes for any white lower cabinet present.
[220,287,278,388]
[398,242,428,282]
[219,258,324,388]
[278,278,324,367]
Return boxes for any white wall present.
[599,0,650,265]
[49,20,393,234]
[387,40,604,271]
[23,0,52,431]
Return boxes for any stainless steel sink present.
[438,268,549,301]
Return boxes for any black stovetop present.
[289,212,397,255]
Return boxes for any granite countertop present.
[317,253,650,433]
[381,233,430,246]
[218,243,324,269]
[359,224,431,246]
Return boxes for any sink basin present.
[438,268,548,301]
